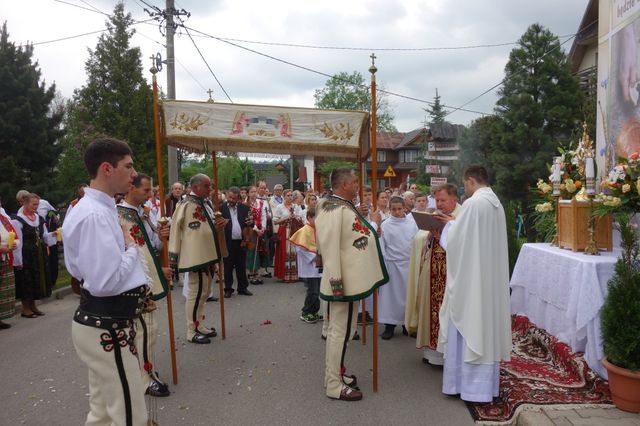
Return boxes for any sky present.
[2,0,589,132]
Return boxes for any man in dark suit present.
[220,186,253,298]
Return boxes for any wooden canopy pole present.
[151,66,179,385]
[211,152,227,339]
[358,150,366,346]
[369,53,379,393]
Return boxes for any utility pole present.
[166,0,178,186]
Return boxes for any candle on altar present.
[585,157,595,178]
[552,157,562,182]
[7,231,15,248]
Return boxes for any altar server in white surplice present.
[437,165,512,403]
[379,196,418,340]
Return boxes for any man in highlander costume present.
[118,173,171,398]
[169,173,224,345]
[315,168,388,401]
[63,137,149,425]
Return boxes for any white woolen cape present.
[437,187,512,364]
[378,215,418,325]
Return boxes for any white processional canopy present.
[160,100,371,159]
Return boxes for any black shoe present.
[381,324,395,340]
[402,325,409,336]
[0,321,10,329]
[343,374,359,390]
[357,311,374,325]
[238,289,253,296]
[146,379,170,397]
[251,278,264,285]
[321,334,327,340]
[224,290,233,298]
[200,328,217,338]
[190,333,211,344]
[352,331,360,341]
[206,296,219,302]
[261,272,272,278]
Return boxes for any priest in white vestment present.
[379,196,418,339]
[437,166,512,403]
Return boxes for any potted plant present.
[596,153,640,413]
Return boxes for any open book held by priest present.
[411,211,445,233]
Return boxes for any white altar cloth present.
[510,243,620,379]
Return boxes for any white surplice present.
[378,215,418,325]
[437,187,512,402]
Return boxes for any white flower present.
[622,184,631,193]
[535,202,553,213]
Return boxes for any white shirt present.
[62,188,148,297]
[228,203,242,240]
[295,246,321,278]
[37,199,57,220]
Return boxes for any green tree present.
[179,155,255,189]
[456,115,504,180]
[318,159,357,188]
[425,88,446,125]
[56,3,160,201]
[0,22,64,212]
[492,23,583,239]
[314,71,397,132]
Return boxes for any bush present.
[601,213,640,372]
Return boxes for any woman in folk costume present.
[273,189,304,282]
[245,186,268,285]
[0,202,20,329]
[13,193,57,318]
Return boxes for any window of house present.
[377,151,386,162]
[400,149,418,163]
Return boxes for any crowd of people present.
[2,136,512,424]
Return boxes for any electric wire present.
[177,17,233,103]
[182,24,490,115]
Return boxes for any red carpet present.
[466,315,612,424]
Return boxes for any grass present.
[55,267,72,290]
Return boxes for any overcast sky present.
[3,0,589,131]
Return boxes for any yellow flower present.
[636,178,640,195]
[622,184,631,193]
[564,178,577,193]
[602,196,622,207]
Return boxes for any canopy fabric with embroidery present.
[161,100,370,159]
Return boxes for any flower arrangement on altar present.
[594,152,640,216]
[530,123,597,242]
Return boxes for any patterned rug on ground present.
[466,315,612,424]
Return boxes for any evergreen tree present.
[314,71,397,132]
[424,88,446,125]
[456,115,503,180]
[57,3,159,200]
[0,22,64,212]
[492,23,583,238]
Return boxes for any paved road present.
[1,278,473,426]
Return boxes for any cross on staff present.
[207,89,214,101]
